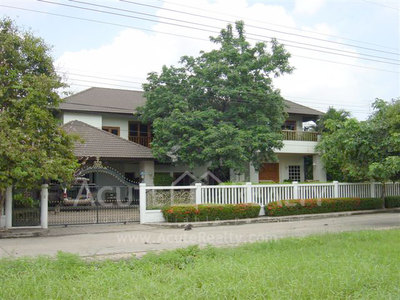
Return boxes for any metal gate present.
[12,190,41,227]
[48,185,140,226]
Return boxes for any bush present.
[266,197,383,216]
[154,173,174,186]
[162,203,261,222]
[385,196,400,208]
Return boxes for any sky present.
[1,0,399,120]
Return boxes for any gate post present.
[139,183,146,224]
[41,184,48,229]
[370,182,376,198]
[195,183,202,205]
[293,181,299,199]
[5,186,12,229]
[333,181,339,198]
[246,182,252,203]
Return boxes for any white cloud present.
[294,0,326,14]
[55,0,397,120]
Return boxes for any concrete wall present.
[277,140,318,154]
[63,112,102,128]
[277,153,305,182]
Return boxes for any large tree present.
[139,21,293,173]
[317,99,400,191]
[0,18,78,194]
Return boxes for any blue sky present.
[1,0,399,120]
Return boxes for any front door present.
[259,163,280,182]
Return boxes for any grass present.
[0,229,399,299]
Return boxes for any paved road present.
[0,212,399,259]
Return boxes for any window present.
[128,122,152,147]
[102,126,120,136]
[288,165,301,182]
[282,120,296,131]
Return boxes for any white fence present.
[139,181,400,224]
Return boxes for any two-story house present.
[60,87,326,186]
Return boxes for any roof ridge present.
[63,120,153,152]
[284,98,324,115]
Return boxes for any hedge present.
[266,197,384,217]
[154,173,174,186]
[385,196,400,208]
[162,203,261,222]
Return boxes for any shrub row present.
[154,173,174,186]
[162,203,261,222]
[385,196,400,208]
[265,197,384,216]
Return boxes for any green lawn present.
[1,229,399,299]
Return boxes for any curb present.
[0,228,49,239]
[145,208,400,228]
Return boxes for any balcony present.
[129,136,152,147]
[282,130,319,142]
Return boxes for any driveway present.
[0,212,399,259]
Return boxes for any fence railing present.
[139,181,400,223]
[282,130,319,142]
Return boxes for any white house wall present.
[102,115,131,140]
[63,112,102,128]
[277,141,318,154]
[277,154,305,182]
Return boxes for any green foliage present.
[12,192,38,208]
[0,230,399,299]
[139,21,293,173]
[385,196,400,208]
[266,197,383,216]
[0,18,79,191]
[315,107,351,133]
[153,173,174,186]
[317,99,400,184]
[162,203,261,222]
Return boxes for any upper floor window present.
[102,126,120,136]
[129,122,152,147]
[282,120,296,131]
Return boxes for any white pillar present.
[40,184,49,229]
[139,160,155,186]
[249,163,259,183]
[139,183,146,224]
[246,182,252,203]
[195,183,202,204]
[313,154,327,182]
[5,186,12,229]
[370,182,376,198]
[333,181,339,198]
[293,181,299,199]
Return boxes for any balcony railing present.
[282,130,319,142]
[129,136,152,147]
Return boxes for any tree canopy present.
[317,99,400,185]
[139,21,293,172]
[0,18,78,190]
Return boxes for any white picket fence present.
[139,181,400,224]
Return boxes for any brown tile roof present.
[60,87,324,116]
[284,99,324,116]
[60,87,146,114]
[62,120,154,159]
